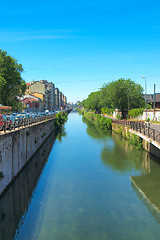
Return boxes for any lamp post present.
[141,76,147,119]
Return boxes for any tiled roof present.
[26,98,39,102]
[147,93,160,103]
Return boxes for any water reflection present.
[0,132,56,240]
[83,118,160,225]
[82,117,111,139]
[101,133,150,174]
[83,117,150,174]
[131,158,160,224]
[56,126,67,142]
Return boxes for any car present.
[6,115,17,124]
[16,114,25,119]
[0,114,11,129]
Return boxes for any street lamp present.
[141,76,147,119]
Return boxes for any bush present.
[83,112,112,132]
[101,107,114,116]
[55,112,68,127]
[96,116,112,131]
[129,134,143,150]
[116,114,121,119]
[129,108,144,118]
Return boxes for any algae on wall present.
[112,123,143,150]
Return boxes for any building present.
[147,93,160,108]
[31,92,46,111]
[64,96,67,108]
[30,81,48,110]
[47,82,55,111]
[24,80,67,111]
[59,91,62,109]
[20,95,43,112]
[25,83,31,95]
[55,88,59,109]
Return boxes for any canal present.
[1,111,160,240]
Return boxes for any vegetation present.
[82,117,111,138]
[56,127,67,142]
[81,111,112,133]
[0,49,26,111]
[81,91,102,113]
[101,107,114,116]
[112,124,143,150]
[54,112,68,141]
[128,134,143,150]
[81,78,145,119]
[129,108,144,118]
[54,112,68,128]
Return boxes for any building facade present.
[24,80,67,111]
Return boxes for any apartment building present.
[47,82,55,111]
[31,92,46,111]
[59,91,62,109]
[55,88,59,109]
[24,80,67,111]
[64,96,67,108]
[25,83,31,94]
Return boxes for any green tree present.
[81,91,102,113]
[101,78,145,118]
[0,49,26,111]
[81,78,145,119]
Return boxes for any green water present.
[2,112,160,240]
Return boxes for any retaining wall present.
[0,131,55,240]
[0,118,55,196]
[112,123,160,159]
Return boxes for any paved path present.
[149,123,160,132]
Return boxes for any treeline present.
[0,49,26,111]
[81,78,145,118]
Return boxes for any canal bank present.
[0,111,70,197]
[112,123,160,158]
[81,110,160,159]
[0,131,55,240]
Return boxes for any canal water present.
[1,111,160,240]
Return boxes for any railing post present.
[4,121,6,133]
[153,129,155,141]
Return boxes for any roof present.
[28,98,39,102]
[147,93,160,103]
[0,105,12,110]
[26,83,30,86]
[20,94,42,101]
[22,97,40,102]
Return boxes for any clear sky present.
[1,0,160,103]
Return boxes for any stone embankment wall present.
[0,118,55,196]
[112,123,160,159]
[0,131,55,240]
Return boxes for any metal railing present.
[0,115,55,133]
[0,109,72,134]
[112,119,160,143]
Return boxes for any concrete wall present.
[112,123,160,159]
[0,118,55,196]
[0,131,55,240]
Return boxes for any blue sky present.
[1,0,160,102]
